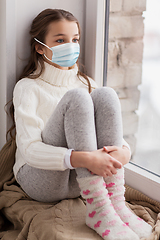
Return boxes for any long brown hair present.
[7,8,92,140]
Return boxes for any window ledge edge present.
[124,162,160,203]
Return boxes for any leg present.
[42,88,97,178]
[105,167,152,238]
[43,87,139,239]
[91,87,152,238]
[17,165,79,202]
[91,87,123,149]
[68,88,139,239]
[17,88,97,202]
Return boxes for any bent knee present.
[64,88,92,106]
[93,86,117,97]
[91,87,120,103]
[65,88,89,98]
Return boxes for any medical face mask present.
[34,38,80,67]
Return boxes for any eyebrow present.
[53,33,79,37]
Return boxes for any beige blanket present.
[0,139,160,240]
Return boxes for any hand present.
[103,145,131,165]
[86,148,122,177]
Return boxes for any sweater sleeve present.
[13,80,68,171]
[122,138,131,151]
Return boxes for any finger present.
[103,173,108,178]
[106,170,113,177]
[105,146,118,152]
[112,159,122,169]
[111,168,117,175]
[103,146,109,152]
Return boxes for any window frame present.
[125,162,160,202]
[85,0,106,87]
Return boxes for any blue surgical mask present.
[34,38,80,67]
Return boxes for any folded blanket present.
[0,139,160,240]
[0,178,102,240]
[0,139,16,191]
[125,185,160,240]
[0,179,160,240]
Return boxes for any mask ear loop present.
[34,38,53,62]
[34,38,51,50]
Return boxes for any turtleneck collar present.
[39,62,79,87]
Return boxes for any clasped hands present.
[87,145,131,178]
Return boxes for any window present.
[133,0,160,177]
[123,0,160,202]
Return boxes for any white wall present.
[0,0,86,150]
[0,0,7,148]
[15,0,86,81]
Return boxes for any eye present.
[72,38,79,43]
[56,39,64,43]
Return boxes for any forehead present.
[47,20,79,36]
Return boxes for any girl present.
[12,9,152,240]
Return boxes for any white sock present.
[104,168,152,239]
[77,175,140,240]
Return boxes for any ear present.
[35,44,44,55]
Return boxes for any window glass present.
[133,0,160,175]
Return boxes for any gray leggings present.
[17,87,123,202]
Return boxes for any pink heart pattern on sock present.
[107,220,117,226]
[99,209,111,217]
[96,199,107,208]
[106,182,115,188]
[93,190,104,197]
[116,186,124,191]
[87,198,93,204]
[90,178,101,185]
[89,211,96,218]
[102,229,110,237]
[123,213,132,218]
[83,189,90,195]
[113,196,124,201]
[107,192,113,197]
[94,221,101,228]
[114,205,124,211]
[117,231,127,235]
[116,175,123,179]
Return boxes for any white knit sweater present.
[13,62,97,177]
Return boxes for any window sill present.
[124,162,160,203]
